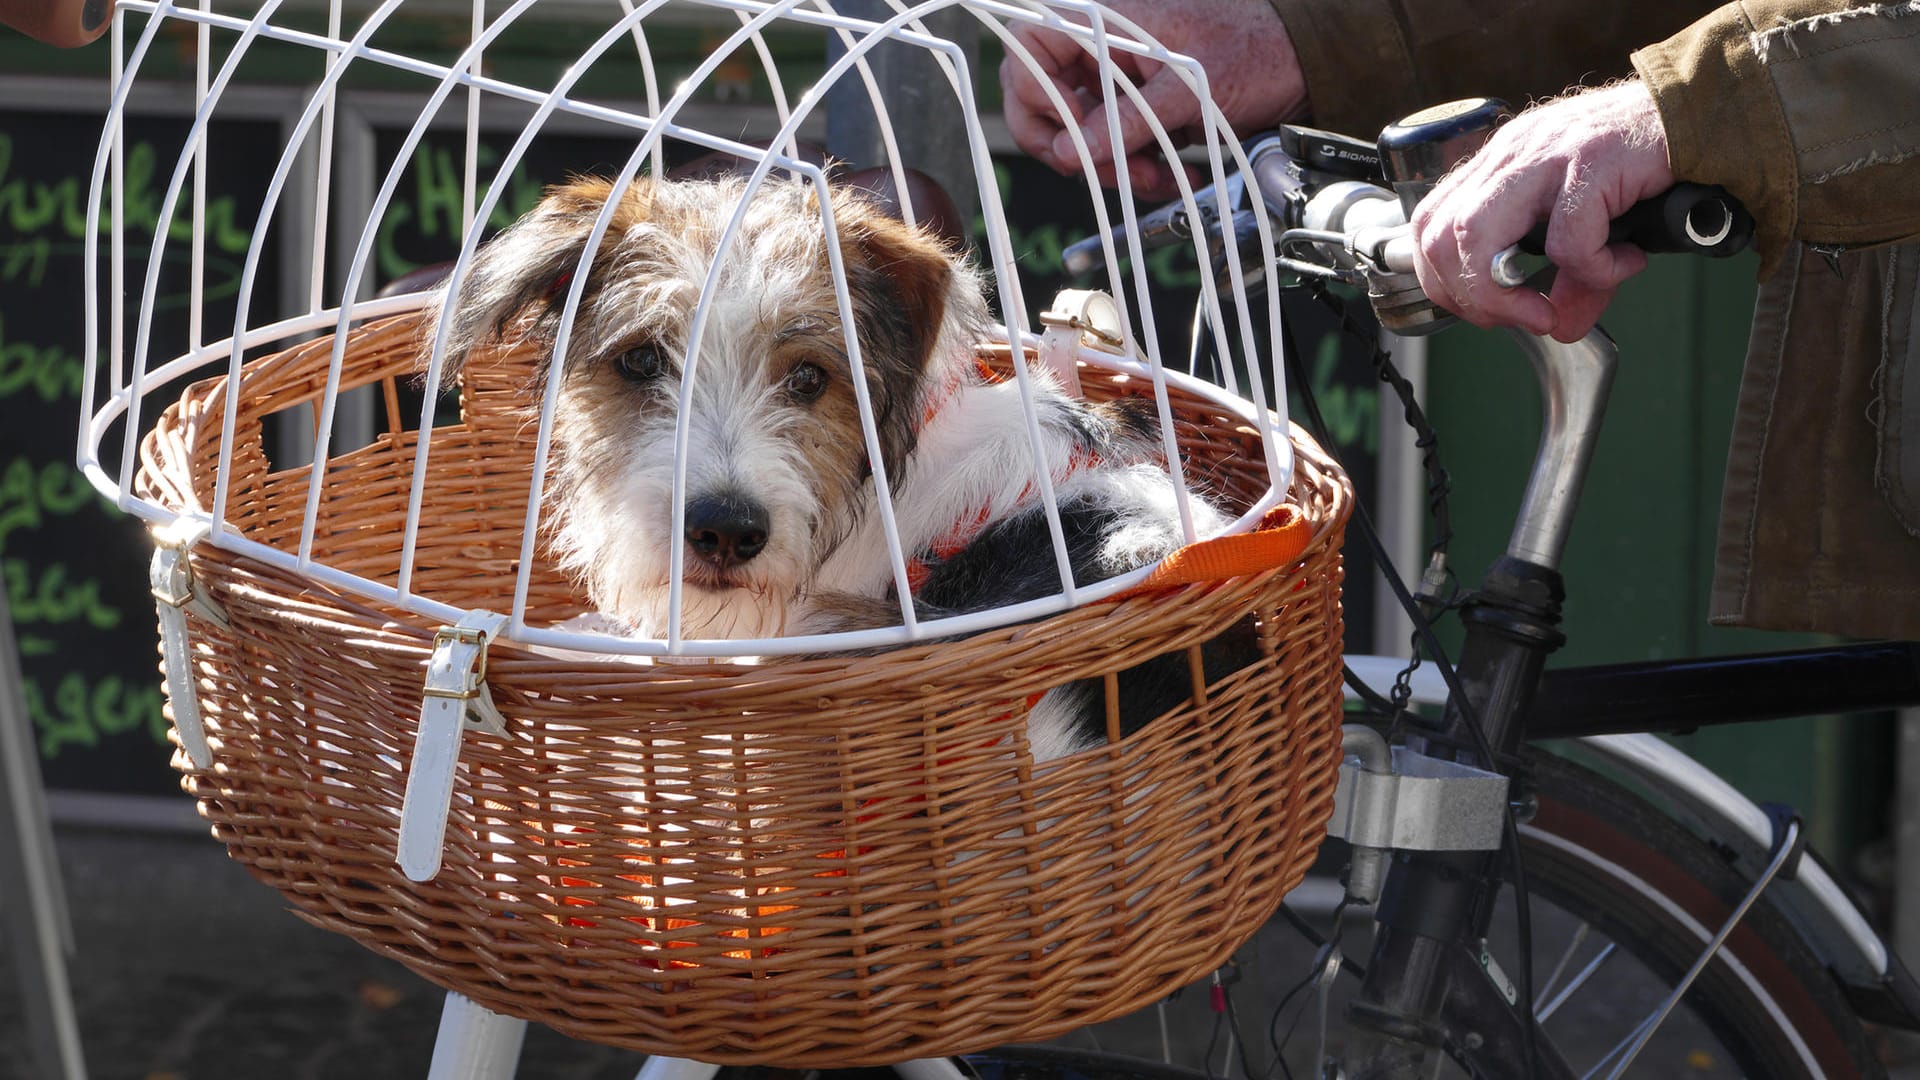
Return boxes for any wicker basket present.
[135,310,1352,1066]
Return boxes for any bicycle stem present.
[1506,328,1619,571]
[1344,326,1619,1078]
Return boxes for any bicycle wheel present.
[938,747,1882,1080]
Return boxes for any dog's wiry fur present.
[425,175,1231,760]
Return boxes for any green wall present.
[1422,256,1894,858]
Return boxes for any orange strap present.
[1121,504,1313,597]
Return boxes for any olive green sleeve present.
[1267,0,1718,140]
[1633,1,1920,273]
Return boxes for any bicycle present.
[991,108,1920,1078]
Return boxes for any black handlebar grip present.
[1518,182,1754,258]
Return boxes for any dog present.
[423,174,1234,761]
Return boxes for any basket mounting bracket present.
[399,610,511,883]
[1038,288,1127,397]
[149,520,228,771]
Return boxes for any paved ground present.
[4,819,1918,1080]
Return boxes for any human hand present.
[1410,81,1674,342]
[999,0,1307,198]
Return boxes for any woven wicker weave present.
[135,311,1352,1067]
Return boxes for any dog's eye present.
[784,362,828,401]
[613,344,670,383]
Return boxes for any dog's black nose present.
[684,494,770,568]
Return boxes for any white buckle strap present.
[398,610,510,882]
[149,521,228,770]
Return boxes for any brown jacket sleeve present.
[1266,0,1719,140]
[1632,1,1920,273]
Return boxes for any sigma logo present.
[1315,146,1379,166]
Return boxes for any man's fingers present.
[1053,63,1201,172]
[1001,29,1098,169]
[1545,250,1642,340]
[1418,164,1562,336]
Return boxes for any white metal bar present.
[306,0,343,313]
[426,993,526,1080]
[631,1056,721,1080]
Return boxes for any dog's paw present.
[790,591,912,636]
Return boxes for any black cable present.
[1275,902,1366,981]
[1342,667,1399,719]
[1222,977,1260,1080]
[1279,305,1542,1078]
[1264,966,1314,1080]
[1306,280,1454,579]
[1203,1001,1227,1080]
[1300,282,1455,743]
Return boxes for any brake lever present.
[1059,172,1248,277]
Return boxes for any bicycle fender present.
[1576,732,1920,1031]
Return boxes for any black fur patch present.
[909,497,1252,747]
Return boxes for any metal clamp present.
[1329,725,1510,903]
[1038,288,1128,396]
[149,520,228,770]
[399,610,511,882]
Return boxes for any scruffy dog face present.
[427,176,988,639]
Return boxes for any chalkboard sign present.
[0,91,284,796]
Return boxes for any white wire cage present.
[75,0,1351,1062]
[80,0,1299,660]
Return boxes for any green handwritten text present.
[27,672,167,758]
[0,316,86,403]
[0,133,252,253]
[4,559,123,631]
[0,456,102,550]
[376,144,547,281]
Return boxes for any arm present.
[1410,0,1920,341]
[1270,0,1720,140]
[998,0,1720,197]
[1634,0,1920,271]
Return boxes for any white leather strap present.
[398,610,510,882]
[148,521,226,770]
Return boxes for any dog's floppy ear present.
[422,176,652,382]
[835,194,956,380]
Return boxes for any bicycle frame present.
[1339,326,1920,1076]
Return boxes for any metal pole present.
[824,2,980,231]
[1898,707,1920,968]
[0,586,90,1080]
[427,992,528,1080]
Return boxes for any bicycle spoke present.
[1534,922,1593,1007]
[1536,941,1617,1022]
[1595,820,1802,1080]
[1580,1015,1655,1080]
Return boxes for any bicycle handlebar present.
[1490,182,1755,287]
[1063,123,1755,332]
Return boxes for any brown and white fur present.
[425,175,1230,761]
